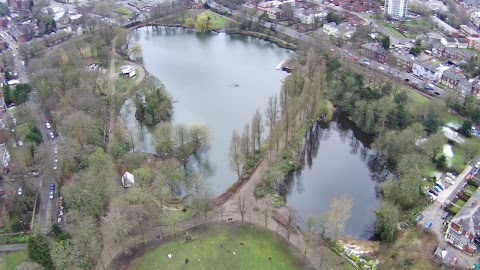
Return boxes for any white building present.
[294,9,327,25]
[412,60,451,81]
[384,0,408,19]
[323,22,356,39]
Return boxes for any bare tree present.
[263,203,271,228]
[251,109,263,153]
[265,95,278,133]
[285,208,301,241]
[324,194,353,242]
[241,123,251,161]
[190,186,214,226]
[102,210,128,254]
[229,130,243,178]
[234,195,249,222]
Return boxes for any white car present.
[17,187,22,196]
[447,172,456,179]
[49,132,54,139]
[475,162,480,169]
[53,165,57,170]
[445,177,455,184]
[46,122,51,129]
[436,181,446,189]
[49,191,54,200]
[427,192,437,201]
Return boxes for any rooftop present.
[451,188,480,236]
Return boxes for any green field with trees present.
[130,224,305,270]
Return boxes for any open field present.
[204,10,228,30]
[407,90,428,105]
[0,250,28,270]
[129,224,305,270]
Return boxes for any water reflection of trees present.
[284,113,391,197]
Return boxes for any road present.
[0,28,58,234]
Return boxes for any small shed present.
[121,172,135,188]
[120,65,136,78]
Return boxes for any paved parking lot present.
[418,162,479,268]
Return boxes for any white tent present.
[121,172,135,188]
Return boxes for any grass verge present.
[406,90,428,105]
[0,250,28,270]
[130,224,305,270]
[379,22,405,39]
[204,10,228,30]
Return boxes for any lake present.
[121,27,384,237]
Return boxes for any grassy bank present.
[130,224,305,270]
[0,250,28,270]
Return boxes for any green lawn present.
[456,199,466,207]
[130,224,304,270]
[448,205,460,214]
[451,146,466,171]
[0,250,28,270]
[379,22,405,39]
[113,7,133,16]
[204,11,227,30]
[467,185,477,193]
[446,114,464,126]
[406,90,428,105]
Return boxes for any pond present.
[121,27,386,238]
[121,27,292,194]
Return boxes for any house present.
[430,15,460,37]
[457,78,473,97]
[457,38,469,49]
[361,43,387,63]
[323,22,356,39]
[467,37,480,52]
[265,7,282,20]
[444,189,480,255]
[461,25,480,37]
[121,172,135,188]
[441,71,464,89]
[43,30,71,47]
[412,60,451,81]
[294,8,327,24]
[392,53,414,71]
[441,37,459,48]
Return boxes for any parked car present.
[50,183,55,191]
[476,161,480,168]
[466,173,473,180]
[450,256,457,266]
[414,214,423,223]
[445,177,455,184]
[49,132,54,139]
[434,184,443,191]
[427,192,437,200]
[49,190,54,200]
[429,189,439,196]
[46,122,51,129]
[436,181,446,189]
[434,186,442,193]
[441,211,450,220]
[17,187,22,196]
[447,172,456,179]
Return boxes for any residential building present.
[440,37,457,47]
[461,25,480,37]
[392,53,414,71]
[412,60,451,81]
[430,16,460,37]
[323,22,356,39]
[361,43,387,63]
[294,9,327,24]
[445,189,480,255]
[457,79,473,97]
[441,71,464,89]
[43,30,70,47]
[467,37,480,52]
[264,7,282,20]
[384,0,408,19]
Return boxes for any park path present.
[0,243,27,252]
[106,39,146,153]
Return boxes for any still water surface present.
[121,28,384,237]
